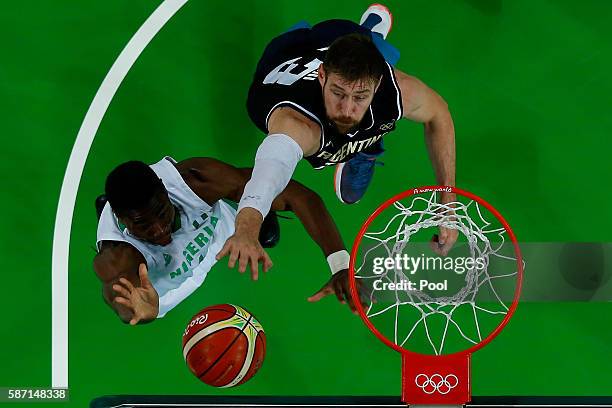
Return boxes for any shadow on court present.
[463,0,502,15]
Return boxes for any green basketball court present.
[1,1,611,407]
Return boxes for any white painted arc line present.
[51,0,189,388]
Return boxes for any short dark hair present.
[105,161,165,214]
[323,33,386,83]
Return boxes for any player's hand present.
[307,270,370,314]
[112,263,159,325]
[430,191,459,256]
[216,234,273,280]
[430,226,459,256]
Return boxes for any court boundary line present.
[51,0,188,388]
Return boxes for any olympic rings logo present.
[379,122,394,131]
[414,373,459,395]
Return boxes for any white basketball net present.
[355,192,522,355]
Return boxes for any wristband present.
[327,250,350,275]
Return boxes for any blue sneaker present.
[334,151,384,204]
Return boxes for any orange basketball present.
[182,304,266,387]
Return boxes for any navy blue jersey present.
[247,19,403,169]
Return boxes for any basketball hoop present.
[349,186,524,406]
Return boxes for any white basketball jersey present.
[96,156,236,317]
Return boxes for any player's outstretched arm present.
[176,157,362,311]
[271,180,344,257]
[271,180,366,313]
[393,68,459,256]
[216,108,321,277]
[93,242,159,325]
[176,157,274,280]
[233,108,321,231]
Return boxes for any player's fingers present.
[262,251,273,273]
[249,256,259,281]
[345,291,357,313]
[215,240,232,261]
[443,230,459,256]
[228,247,239,269]
[341,279,358,313]
[238,251,249,274]
[306,292,325,302]
[131,309,147,326]
[114,296,134,310]
[119,277,135,292]
[139,263,152,288]
[439,227,458,255]
[112,284,131,299]
[307,284,333,302]
[357,280,375,306]
[249,254,258,275]
[436,232,450,256]
[359,291,371,307]
[440,241,453,257]
[430,234,444,256]
[332,280,346,304]
[438,228,448,246]
[345,296,358,315]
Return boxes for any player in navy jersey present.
[218,5,458,295]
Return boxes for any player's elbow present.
[425,96,453,131]
[429,92,449,118]
[435,91,449,109]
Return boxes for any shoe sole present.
[360,3,393,38]
[334,162,362,204]
[334,162,348,204]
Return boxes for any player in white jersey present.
[94,156,357,325]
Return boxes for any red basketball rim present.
[348,186,524,357]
